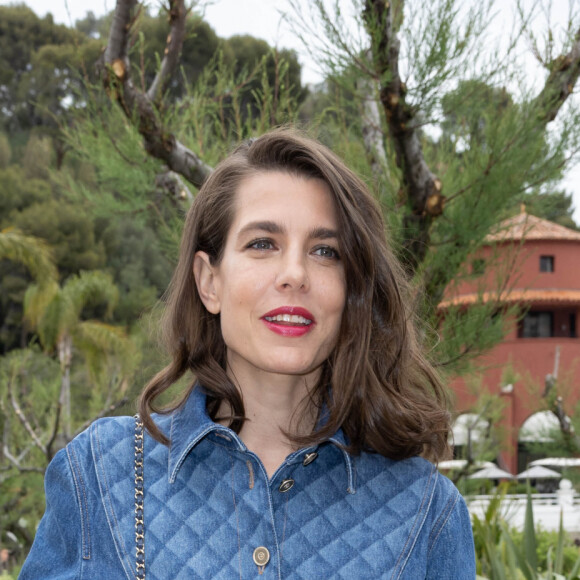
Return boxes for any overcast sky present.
[2,0,580,221]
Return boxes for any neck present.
[219,370,319,478]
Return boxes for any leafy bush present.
[473,484,580,579]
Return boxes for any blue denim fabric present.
[20,388,475,579]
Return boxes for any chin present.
[262,357,321,377]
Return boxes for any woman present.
[21,129,475,579]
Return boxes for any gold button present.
[278,478,295,493]
[253,546,270,566]
[303,452,318,466]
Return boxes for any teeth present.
[265,314,312,325]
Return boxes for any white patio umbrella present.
[468,466,515,480]
[516,465,562,480]
[530,457,580,468]
[438,459,496,470]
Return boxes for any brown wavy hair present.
[139,127,451,461]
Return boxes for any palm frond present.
[73,320,138,380]
[63,271,120,320]
[0,228,58,284]
[23,280,59,332]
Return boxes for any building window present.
[520,311,553,338]
[540,255,554,272]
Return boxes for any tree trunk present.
[358,50,389,182]
[58,334,72,440]
[363,0,442,274]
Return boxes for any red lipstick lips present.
[261,306,315,337]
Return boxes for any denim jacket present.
[21,388,475,579]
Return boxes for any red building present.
[443,211,580,474]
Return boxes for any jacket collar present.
[167,386,355,492]
[168,386,245,483]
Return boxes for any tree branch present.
[146,1,188,104]
[534,27,580,123]
[45,398,62,461]
[363,0,442,273]
[8,383,46,457]
[101,0,212,188]
[1,447,45,474]
[156,169,194,202]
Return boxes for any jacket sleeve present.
[426,490,476,579]
[19,447,83,579]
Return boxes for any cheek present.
[321,272,347,315]
[218,264,270,316]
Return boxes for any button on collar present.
[303,452,318,466]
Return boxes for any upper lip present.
[261,306,315,323]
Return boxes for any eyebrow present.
[237,220,338,240]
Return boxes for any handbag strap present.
[134,414,145,579]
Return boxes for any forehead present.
[229,171,338,230]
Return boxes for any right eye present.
[247,238,274,251]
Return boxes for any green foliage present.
[24,270,119,350]
[440,80,515,150]
[473,486,580,579]
[0,132,12,168]
[0,228,58,285]
[10,199,107,276]
[0,165,52,214]
[0,348,60,549]
[133,9,221,95]
[1,269,140,555]
[0,4,98,134]
[98,217,173,324]
[21,135,53,180]
[56,98,163,217]
[523,190,578,230]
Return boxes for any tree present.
[0,5,97,133]
[94,0,580,377]
[0,160,109,353]
[0,238,137,558]
[23,270,132,439]
[437,79,578,227]
[0,228,57,286]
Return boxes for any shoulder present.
[355,452,439,489]
[356,453,457,491]
[66,412,172,475]
[71,412,172,446]
[349,453,474,574]
[354,453,464,521]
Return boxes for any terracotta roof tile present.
[440,288,580,308]
[485,212,580,242]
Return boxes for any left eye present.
[313,246,340,259]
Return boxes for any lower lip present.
[262,319,314,337]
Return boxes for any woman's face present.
[194,171,346,385]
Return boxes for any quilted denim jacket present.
[21,388,476,579]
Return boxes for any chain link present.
[134,415,145,579]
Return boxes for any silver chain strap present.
[134,415,145,579]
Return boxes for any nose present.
[275,250,309,291]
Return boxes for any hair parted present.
[139,127,451,461]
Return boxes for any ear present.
[193,251,221,314]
